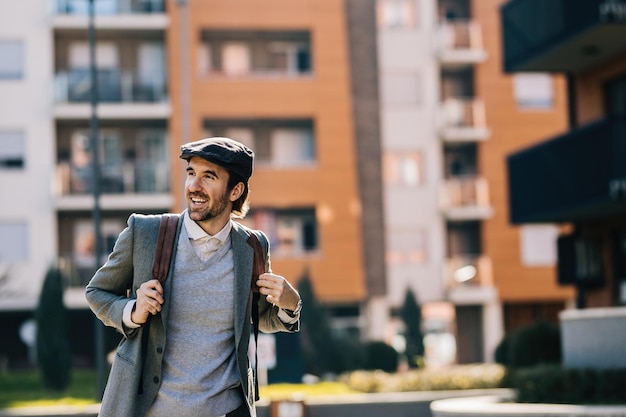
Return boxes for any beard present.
[187,190,230,222]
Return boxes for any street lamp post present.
[87,0,106,399]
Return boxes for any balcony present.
[52,0,168,31]
[436,20,487,68]
[501,0,626,73]
[199,31,312,79]
[443,254,496,304]
[54,129,172,211]
[507,117,626,224]
[53,69,170,119]
[439,98,490,142]
[440,176,494,220]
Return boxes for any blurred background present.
[1,0,625,395]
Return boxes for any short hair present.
[227,171,250,218]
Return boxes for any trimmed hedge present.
[511,364,626,405]
[339,363,505,393]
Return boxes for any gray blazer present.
[85,213,298,417]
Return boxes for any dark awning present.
[501,0,626,73]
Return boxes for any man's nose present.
[187,176,202,190]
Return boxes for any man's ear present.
[229,182,244,202]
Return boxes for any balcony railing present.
[436,20,486,65]
[440,176,490,209]
[54,69,167,103]
[438,20,483,50]
[444,255,493,290]
[53,0,165,15]
[55,160,169,196]
[439,98,490,141]
[508,117,626,223]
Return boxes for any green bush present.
[36,266,71,391]
[495,321,561,368]
[363,341,399,373]
[511,364,626,404]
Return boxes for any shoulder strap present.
[138,213,179,395]
[247,232,266,401]
[152,214,180,284]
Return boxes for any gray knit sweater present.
[146,226,243,417]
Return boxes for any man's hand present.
[131,279,164,325]
[256,273,300,311]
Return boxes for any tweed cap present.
[179,137,254,181]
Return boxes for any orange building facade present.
[166,0,366,306]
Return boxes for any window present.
[201,31,311,77]
[520,224,558,266]
[513,73,554,110]
[386,228,427,264]
[0,131,25,169]
[0,222,28,262]
[204,120,316,167]
[383,151,423,186]
[381,73,421,107]
[377,0,417,29]
[0,41,24,79]
[241,208,318,256]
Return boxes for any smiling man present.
[86,137,302,417]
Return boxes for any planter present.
[431,394,626,417]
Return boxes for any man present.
[86,137,302,417]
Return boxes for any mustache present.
[188,192,209,199]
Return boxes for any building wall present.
[474,0,574,305]
[576,51,626,125]
[0,0,56,305]
[378,0,445,309]
[167,0,366,303]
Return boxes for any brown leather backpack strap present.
[247,233,265,293]
[139,213,179,395]
[152,214,180,284]
[246,232,266,401]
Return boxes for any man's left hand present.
[256,273,300,311]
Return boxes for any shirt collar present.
[183,210,232,243]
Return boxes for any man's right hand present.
[131,279,164,325]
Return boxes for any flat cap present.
[180,137,254,181]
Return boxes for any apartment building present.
[0,0,57,366]
[375,0,574,364]
[0,0,582,371]
[502,0,626,308]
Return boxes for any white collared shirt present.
[183,211,232,262]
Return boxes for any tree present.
[36,265,72,391]
[400,288,424,368]
[297,268,337,376]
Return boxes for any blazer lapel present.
[231,222,254,347]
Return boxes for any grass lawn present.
[0,369,100,409]
[0,369,359,409]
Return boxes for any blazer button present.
[153,376,159,384]
[156,347,163,354]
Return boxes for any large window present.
[377,0,417,29]
[0,222,28,262]
[0,41,24,80]
[240,208,318,256]
[383,151,423,186]
[200,31,311,77]
[513,73,554,110]
[0,131,25,169]
[204,120,315,168]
